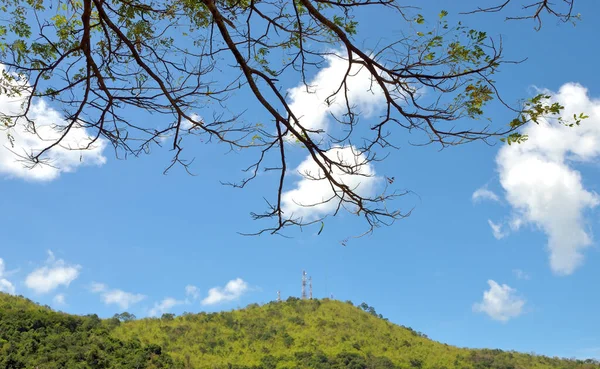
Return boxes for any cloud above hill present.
[473,280,525,322]
[25,251,80,294]
[0,258,15,295]
[91,282,146,310]
[482,83,600,275]
[287,51,384,137]
[281,146,379,221]
[0,66,106,181]
[201,278,249,306]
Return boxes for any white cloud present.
[282,145,379,221]
[25,251,80,294]
[282,51,390,222]
[287,51,384,137]
[495,83,600,275]
[90,282,145,310]
[473,280,525,322]
[185,284,200,300]
[53,293,66,306]
[0,66,106,181]
[201,278,249,306]
[148,285,201,316]
[90,282,107,293]
[513,269,531,280]
[0,258,15,295]
[472,186,500,203]
[149,297,184,317]
[488,219,508,240]
[157,113,202,142]
[0,279,15,294]
[101,289,146,310]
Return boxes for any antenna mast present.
[277,290,281,302]
[301,270,307,299]
[309,276,313,299]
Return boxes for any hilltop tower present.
[301,270,307,299]
[309,276,313,299]
[277,290,281,302]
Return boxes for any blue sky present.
[1,0,600,361]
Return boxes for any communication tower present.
[301,270,307,299]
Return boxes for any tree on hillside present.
[0,0,582,235]
[114,312,137,322]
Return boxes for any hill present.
[1,293,599,369]
[0,293,178,368]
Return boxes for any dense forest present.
[1,293,599,369]
[0,293,178,368]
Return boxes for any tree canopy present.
[0,293,179,368]
[0,0,582,235]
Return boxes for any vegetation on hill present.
[0,293,180,368]
[1,293,599,369]
[112,297,600,369]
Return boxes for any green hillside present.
[0,293,178,368]
[1,293,599,369]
